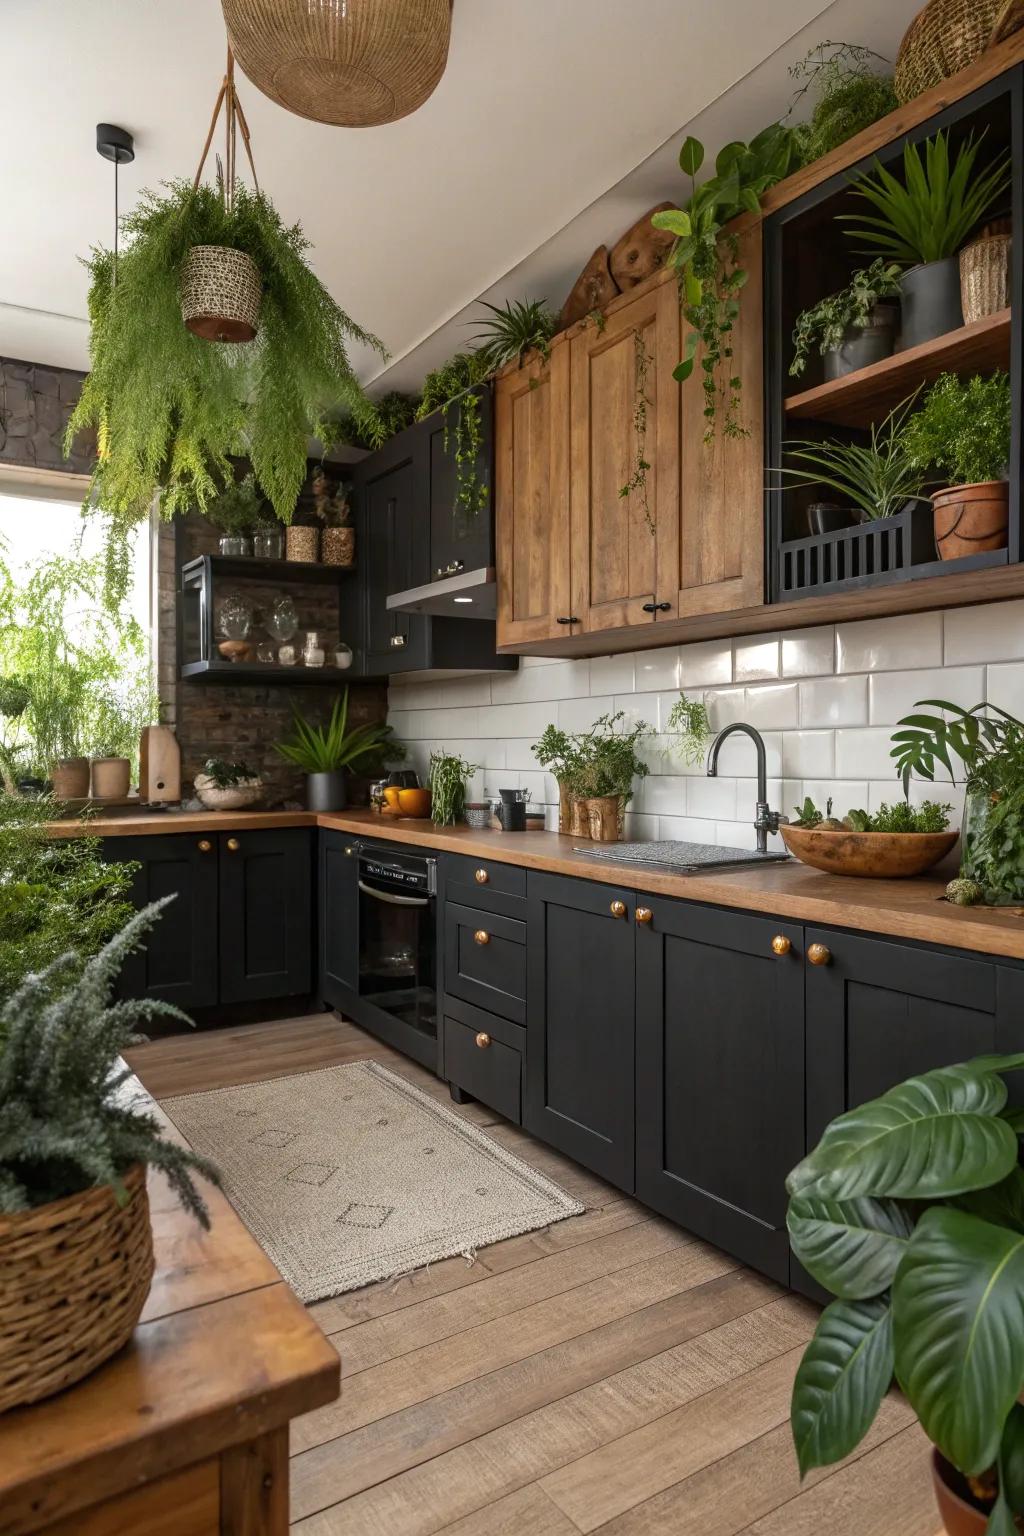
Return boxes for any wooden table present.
[0,1099,340,1535]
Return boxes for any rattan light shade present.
[221,0,453,127]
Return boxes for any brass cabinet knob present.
[475,1032,491,1049]
[636,907,653,925]
[475,868,489,884]
[610,900,626,919]
[808,942,832,967]
[344,845,355,856]
[474,929,490,946]
[197,838,212,853]
[226,837,240,852]
[771,934,792,956]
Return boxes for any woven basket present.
[181,244,261,343]
[960,233,1012,323]
[0,1164,154,1413]
[894,0,1024,101]
[222,0,453,127]
[321,526,355,567]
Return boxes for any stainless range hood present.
[386,565,496,619]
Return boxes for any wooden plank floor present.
[126,1015,939,1536]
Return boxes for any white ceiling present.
[1,0,920,389]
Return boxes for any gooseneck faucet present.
[706,722,786,855]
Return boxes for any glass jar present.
[278,643,297,666]
[253,525,284,560]
[255,640,276,664]
[265,595,298,643]
[960,788,1024,905]
[218,534,252,557]
[216,591,253,640]
[303,630,325,668]
[334,642,353,670]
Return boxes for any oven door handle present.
[357,880,430,908]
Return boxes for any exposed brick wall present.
[0,356,95,472]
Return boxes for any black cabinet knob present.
[642,601,672,613]
[556,616,581,625]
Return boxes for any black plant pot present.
[898,258,964,350]
[306,771,347,812]
[807,502,862,535]
[823,307,898,381]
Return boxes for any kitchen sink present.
[572,840,790,872]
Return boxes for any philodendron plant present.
[787,1053,1024,1533]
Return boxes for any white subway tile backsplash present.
[678,639,733,688]
[944,600,1024,664]
[633,646,683,693]
[687,775,737,820]
[868,666,985,725]
[986,663,1024,716]
[800,676,869,728]
[836,611,942,674]
[782,730,833,780]
[734,635,780,681]
[712,729,783,778]
[477,701,550,737]
[590,653,636,695]
[557,694,615,731]
[834,727,903,780]
[657,814,719,843]
[636,775,686,816]
[490,659,590,704]
[705,685,747,728]
[741,682,800,730]
[781,627,834,678]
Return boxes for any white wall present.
[387,601,1024,849]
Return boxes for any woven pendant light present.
[221,0,453,127]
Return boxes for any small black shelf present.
[181,660,359,684]
[184,554,356,586]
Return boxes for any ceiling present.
[1,0,921,390]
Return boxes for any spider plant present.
[469,298,558,372]
[771,395,925,522]
[276,690,395,774]
[841,130,1011,267]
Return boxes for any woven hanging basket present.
[221,0,453,127]
[894,0,1024,101]
[0,1164,154,1413]
[181,244,262,343]
[960,232,1012,324]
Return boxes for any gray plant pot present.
[807,502,862,536]
[307,771,347,812]
[898,258,964,351]
[823,309,897,381]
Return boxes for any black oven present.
[355,843,438,1057]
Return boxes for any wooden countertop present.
[44,806,1024,963]
[0,1095,340,1535]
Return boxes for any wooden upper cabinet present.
[569,281,680,633]
[495,345,571,647]
[672,219,765,618]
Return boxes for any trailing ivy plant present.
[787,41,898,167]
[652,125,798,440]
[417,352,492,526]
[789,259,902,377]
[66,179,386,607]
[618,329,655,534]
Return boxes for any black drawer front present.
[445,1014,522,1124]
[444,854,527,915]
[445,902,527,1023]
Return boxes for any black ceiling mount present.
[96,123,134,165]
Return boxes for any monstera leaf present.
[788,1193,914,1299]
[791,1297,894,1476]
[893,1207,1024,1475]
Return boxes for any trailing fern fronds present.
[0,900,218,1223]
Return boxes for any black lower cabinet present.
[319,829,360,1004]
[524,872,636,1191]
[636,900,805,1283]
[105,833,219,1008]
[218,829,312,1003]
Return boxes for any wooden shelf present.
[784,309,1011,428]
[184,554,356,585]
[181,660,356,684]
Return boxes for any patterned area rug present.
[160,1061,584,1302]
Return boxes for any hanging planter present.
[181,244,261,342]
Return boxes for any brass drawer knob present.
[475,1032,491,1049]
[610,900,626,919]
[227,837,240,852]
[771,934,792,956]
[474,929,490,946]
[636,907,653,925]
[808,942,832,967]
[475,868,489,884]
[197,838,212,853]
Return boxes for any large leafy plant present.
[276,689,395,775]
[66,180,385,605]
[773,395,925,521]
[0,900,217,1222]
[842,130,1011,266]
[901,371,1012,487]
[788,1053,1024,1533]
[652,125,798,440]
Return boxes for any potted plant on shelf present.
[841,129,1010,349]
[87,677,161,801]
[0,900,216,1412]
[787,1050,1024,1536]
[312,467,354,568]
[786,41,898,168]
[532,725,585,833]
[193,757,264,811]
[772,394,932,540]
[206,472,264,556]
[891,697,1024,906]
[428,751,479,827]
[574,712,652,842]
[789,259,902,381]
[275,690,396,812]
[900,370,1012,559]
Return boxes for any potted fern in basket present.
[276,689,397,811]
[0,900,216,1412]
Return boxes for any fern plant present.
[66,180,386,606]
[0,899,217,1223]
[788,42,898,167]
[469,298,557,372]
[276,689,395,774]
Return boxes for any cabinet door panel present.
[357,443,429,674]
[106,835,219,1009]
[218,830,312,1004]
[525,872,635,1190]
[636,900,804,1282]
[569,282,680,633]
[428,386,494,580]
[319,830,359,1008]
[495,348,571,646]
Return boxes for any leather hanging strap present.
[193,47,259,200]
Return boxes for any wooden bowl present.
[780,823,959,878]
[396,787,432,818]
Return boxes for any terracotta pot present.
[569,798,590,838]
[780,823,959,877]
[933,481,1009,560]
[931,1451,999,1536]
[51,757,90,800]
[586,795,621,842]
[90,757,131,800]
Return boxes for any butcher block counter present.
[44,806,1024,962]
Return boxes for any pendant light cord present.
[113,154,119,286]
